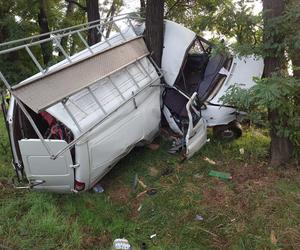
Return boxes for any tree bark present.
[101,0,117,39]
[140,0,146,16]
[263,0,292,165]
[59,1,76,56]
[86,0,100,45]
[38,0,52,66]
[145,0,164,67]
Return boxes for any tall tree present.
[145,0,164,67]
[38,0,52,66]
[140,0,146,16]
[262,0,292,165]
[59,0,76,56]
[86,0,100,45]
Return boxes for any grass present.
[0,111,299,250]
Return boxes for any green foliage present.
[221,76,300,154]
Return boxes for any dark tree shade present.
[145,0,164,67]
[86,0,100,45]
[38,0,52,66]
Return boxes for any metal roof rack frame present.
[0,15,163,160]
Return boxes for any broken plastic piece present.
[195,214,204,221]
[204,157,216,165]
[150,234,157,239]
[93,184,104,193]
[208,170,232,180]
[113,238,132,250]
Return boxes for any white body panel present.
[86,86,161,188]
[203,56,264,126]
[161,21,196,86]
[210,56,264,105]
[18,140,74,192]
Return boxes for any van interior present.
[163,38,233,132]
[12,104,75,163]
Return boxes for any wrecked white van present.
[0,16,263,193]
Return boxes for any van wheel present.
[213,121,242,140]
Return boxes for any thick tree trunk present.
[38,0,52,66]
[145,0,164,67]
[263,0,292,165]
[86,0,100,45]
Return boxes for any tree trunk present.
[103,1,117,39]
[140,0,146,16]
[291,54,300,78]
[263,0,292,165]
[38,0,52,66]
[86,0,100,45]
[145,0,164,67]
[59,1,76,56]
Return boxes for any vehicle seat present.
[197,54,227,101]
[163,88,189,118]
[175,53,209,95]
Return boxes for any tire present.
[213,121,242,140]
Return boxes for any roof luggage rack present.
[0,15,163,160]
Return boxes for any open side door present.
[18,139,74,192]
[185,93,207,158]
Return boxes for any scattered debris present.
[137,204,142,212]
[132,174,147,190]
[193,173,203,179]
[195,214,204,221]
[147,143,160,151]
[150,234,157,239]
[146,188,157,196]
[168,138,185,154]
[93,184,104,193]
[209,170,232,180]
[206,138,211,142]
[239,148,245,155]
[204,157,216,165]
[270,230,278,244]
[138,179,147,189]
[133,175,157,197]
[112,238,132,250]
[136,190,148,198]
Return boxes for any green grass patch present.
[0,114,299,249]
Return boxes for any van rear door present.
[18,139,74,192]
